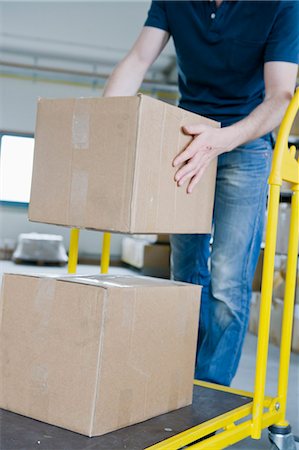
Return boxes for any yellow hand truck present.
[67,89,299,450]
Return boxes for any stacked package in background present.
[122,234,171,278]
[0,95,219,436]
[249,256,299,353]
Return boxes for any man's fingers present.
[177,169,196,186]
[174,160,196,183]
[187,168,205,194]
[173,138,199,167]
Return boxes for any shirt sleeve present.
[264,1,299,64]
[144,1,170,33]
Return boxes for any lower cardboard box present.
[0,273,201,437]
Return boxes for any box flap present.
[2,273,198,289]
[57,274,197,289]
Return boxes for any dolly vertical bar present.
[252,184,280,439]
[276,186,299,425]
[68,228,80,274]
[101,232,111,274]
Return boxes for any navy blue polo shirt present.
[145,1,299,126]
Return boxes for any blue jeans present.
[170,138,273,386]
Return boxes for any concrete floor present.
[0,261,298,449]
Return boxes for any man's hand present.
[173,61,297,194]
[173,124,234,194]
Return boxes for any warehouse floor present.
[0,261,298,450]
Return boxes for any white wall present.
[0,76,122,256]
[0,1,176,258]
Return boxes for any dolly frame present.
[67,89,299,449]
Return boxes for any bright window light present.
[0,135,35,204]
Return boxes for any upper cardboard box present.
[29,94,219,233]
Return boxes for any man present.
[104,1,299,386]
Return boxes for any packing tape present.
[29,362,50,420]
[154,105,166,229]
[29,278,56,417]
[72,98,90,150]
[69,169,89,225]
[34,278,56,327]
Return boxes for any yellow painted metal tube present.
[68,228,80,274]
[186,409,282,450]
[251,184,281,439]
[276,187,299,424]
[269,88,299,186]
[101,232,111,274]
[146,403,253,450]
[194,380,273,404]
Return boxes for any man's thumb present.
[183,124,206,135]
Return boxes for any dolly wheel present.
[268,425,297,450]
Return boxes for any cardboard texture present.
[156,234,170,244]
[121,236,148,269]
[252,250,264,292]
[143,244,170,279]
[249,293,298,353]
[29,95,218,233]
[248,292,260,336]
[0,273,201,436]
[292,305,299,353]
[290,111,299,136]
[121,237,171,278]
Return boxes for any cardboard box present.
[156,234,170,244]
[121,237,171,278]
[249,293,298,353]
[143,244,170,279]
[271,300,299,353]
[269,298,284,347]
[29,95,218,233]
[0,273,201,437]
[248,292,260,335]
[252,250,264,292]
[292,305,299,353]
[131,234,157,244]
[121,236,148,269]
[281,263,299,304]
[290,110,299,136]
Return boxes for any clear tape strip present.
[72,98,90,150]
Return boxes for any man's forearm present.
[103,27,170,98]
[225,91,294,151]
[103,53,147,97]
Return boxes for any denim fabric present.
[170,138,273,386]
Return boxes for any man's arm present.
[103,26,170,97]
[173,61,298,193]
